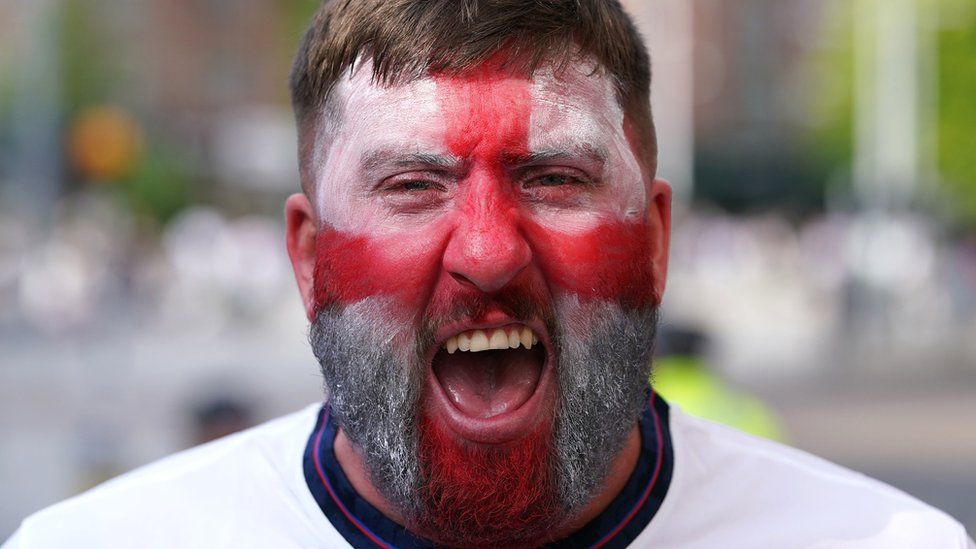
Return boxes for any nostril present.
[450,271,478,289]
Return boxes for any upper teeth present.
[445,326,540,354]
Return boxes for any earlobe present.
[646,178,672,304]
[284,193,319,321]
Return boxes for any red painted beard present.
[311,268,569,546]
[413,285,561,547]
[308,247,659,546]
[412,412,560,548]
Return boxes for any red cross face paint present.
[304,58,669,543]
[311,60,660,315]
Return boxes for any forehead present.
[325,59,627,156]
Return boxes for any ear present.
[285,193,318,321]
[646,178,672,303]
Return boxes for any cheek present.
[526,220,657,308]
[312,228,445,314]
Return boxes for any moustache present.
[414,281,558,360]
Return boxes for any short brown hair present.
[289,0,656,194]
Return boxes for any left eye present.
[382,178,451,196]
[395,180,436,191]
[531,174,570,187]
[525,173,587,188]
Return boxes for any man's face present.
[291,58,670,546]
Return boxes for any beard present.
[309,292,657,547]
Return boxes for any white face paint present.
[313,69,445,231]
[527,62,646,228]
[309,59,647,239]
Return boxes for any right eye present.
[393,180,439,192]
[376,174,450,213]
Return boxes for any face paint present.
[307,58,661,545]
[523,220,657,308]
[413,414,558,547]
[312,230,443,319]
[310,59,656,315]
[311,217,656,316]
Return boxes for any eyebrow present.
[503,143,608,168]
[359,149,462,174]
[358,143,608,179]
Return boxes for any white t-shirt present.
[4,402,972,548]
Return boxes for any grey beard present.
[309,296,658,522]
[309,298,423,514]
[549,295,658,513]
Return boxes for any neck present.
[333,423,642,545]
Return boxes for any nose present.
[443,208,532,293]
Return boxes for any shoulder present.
[4,404,347,549]
[640,406,972,548]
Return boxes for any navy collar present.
[303,393,673,548]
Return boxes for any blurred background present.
[1,0,974,538]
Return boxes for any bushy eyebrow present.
[502,143,607,168]
[358,143,607,179]
[360,149,462,174]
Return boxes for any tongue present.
[433,347,544,419]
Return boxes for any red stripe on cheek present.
[312,229,440,313]
[526,220,658,308]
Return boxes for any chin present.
[410,412,562,548]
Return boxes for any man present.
[5,1,973,547]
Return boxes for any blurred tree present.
[125,143,194,226]
[0,51,12,178]
[804,0,976,226]
[692,1,844,216]
[282,0,323,42]
[274,0,322,106]
[60,0,116,114]
[804,1,855,198]
[59,0,196,226]
[936,2,976,225]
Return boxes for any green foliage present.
[274,0,322,104]
[804,2,855,176]
[282,0,322,41]
[122,145,195,225]
[0,67,11,150]
[936,9,976,225]
[59,0,115,112]
[797,0,976,226]
[59,1,197,224]
[693,2,855,214]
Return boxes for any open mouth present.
[430,324,548,423]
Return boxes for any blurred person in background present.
[4,0,973,548]
[190,396,254,446]
[653,324,785,442]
